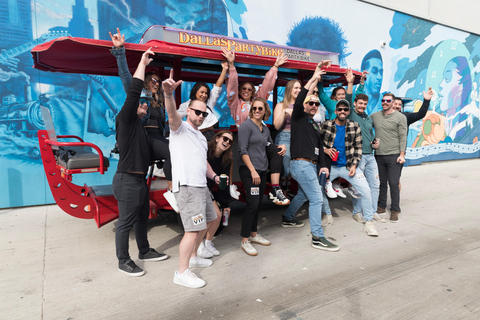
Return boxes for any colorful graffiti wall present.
[1,0,479,208]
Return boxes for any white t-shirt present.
[178,86,221,130]
[169,121,208,192]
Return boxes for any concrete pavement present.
[2,159,480,319]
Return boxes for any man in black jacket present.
[281,62,339,252]
[113,49,168,277]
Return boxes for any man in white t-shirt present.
[163,70,220,289]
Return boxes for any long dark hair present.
[190,82,211,101]
[145,72,164,108]
[208,130,233,168]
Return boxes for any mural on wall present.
[1,0,479,208]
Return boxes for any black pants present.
[266,143,282,175]
[375,154,403,212]
[239,166,267,238]
[145,127,172,181]
[113,172,150,264]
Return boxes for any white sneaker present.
[197,242,213,258]
[163,189,179,213]
[206,241,220,256]
[230,184,241,200]
[249,233,271,246]
[173,269,206,288]
[325,181,337,199]
[373,213,386,223]
[189,256,213,268]
[364,220,379,237]
[353,212,366,224]
[241,240,258,256]
[153,166,165,178]
[332,183,347,198]
[322,214,334,226]
[347,186,361,199]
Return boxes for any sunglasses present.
[313,90,319,95]
[336,107,349,112]
[190,108,208,117]
[139,98,151,106]
[242,87,253,92]
[252,106,264,112]
[307,101,320,106]
[221,136,233,145]
[381,99,392,103]
[149,77,160,85]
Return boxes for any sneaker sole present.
[390,220,398,223]
[241,247,258,256]
[249,240,271,246]
[119,269,145,277]
[364,229,379,237]
[281,223,304,228]
[353,218,366,224]
[173,277,206,289]
[139,255,169,262]
[311,243,340,252]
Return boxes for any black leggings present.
[239,166,267,238]
[266,143,283,175]
[145,127,172,181]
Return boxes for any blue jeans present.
[274,130,291,178]
[329,165,374,221]
[352,154,380,215]
[285,160,325,238]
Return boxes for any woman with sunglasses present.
[221,48,290,206]
[273,80,301,185]
[196,130,235,258]
[110,28,176,209]
[238,98,286,256]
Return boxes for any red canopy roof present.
[31,36,361,86]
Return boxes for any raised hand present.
[221,61,229,70]
[221,47,235,66]
[162,69,183,96]
[345,67,354,84]
[360,70,368,85]
[318,60,332,70]
[140,47,154,67]
[274,53,288,68]
[424,87,434,100]
[109,27,125,49]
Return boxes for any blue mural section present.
[1,1,479,208]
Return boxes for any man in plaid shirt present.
[321,100,379,237]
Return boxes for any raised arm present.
[206,61,229,109]
[162,69,183,132]
[407,87,433,126]
[222,48,241,117]
[255,53,287,99]
[345,68,355,110]
[109,27,132,93]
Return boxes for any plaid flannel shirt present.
[321,119,363,170]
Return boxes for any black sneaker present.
[269,186,290,206]
[139,248,169,262]
[119,259,145,277]
[311,236,339,252]
[281,215,305,228]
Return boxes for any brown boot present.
[377,207,386,215]
[390,211,400,222]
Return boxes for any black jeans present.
[375,154,403,212]
[145,127,172,181]
[239,166,267,238]
[113,172,150,264]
